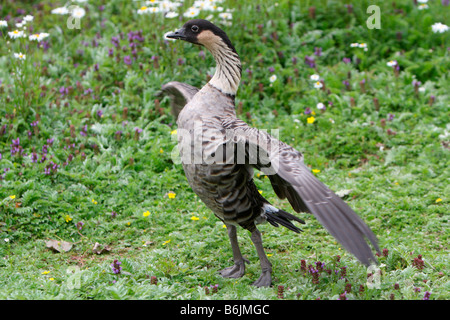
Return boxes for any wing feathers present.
[222,118,380,266]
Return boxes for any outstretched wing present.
[157,81,199,119]
[223,117,380,266]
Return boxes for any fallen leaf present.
[92,242,111,255]
[45,239,73,253]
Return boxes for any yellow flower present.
[435,198,442,203]
[159,148,164,154]
[41,271,50,275]
[168,191,176,199]
[312,169,321,174]
[9,195,16,199]
[65,215,72,223]
[143,210,150,217]
[267,253,273,257]
[171,129,177,135]
[162,239,171,245]
[222,224,227,228]
[258,190,263,194]
[191,216,200,221]
[49,278,55,281]
[127,222,131,226]
[91,199,98,204]
[307,116,315,124]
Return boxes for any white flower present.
[316,102,325,110]
[4,238,9,243]
[0,20,7,27]
[387,60,398,67]
[23,15,34,22]
[51,7,69,15]
[313,81,323,89]
[165,11,179,18]
[310,74,320,81]
[16,22,25,28]
[269,75,277,83]
[350,43,359,47]
[418,87,426,93]
[137,6,149,14]
[148,7,161,13]
[417,0,428,3]
[74,0,89,2]
[359,43,367,48]
[29,32,50,42]
[418,4,428,9]
[431,22,449,33]
[8,30,25,39]
[14,52,26,60]
[71,7,86,19]
[183,7,200,18]
[219,12,232,20]
[164,30,177,41]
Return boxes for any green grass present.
[0,0,449,300]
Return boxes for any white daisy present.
[165,11,179,18]
[71,7,86,19]
[316,102,325,110]
[310,74,320,81]
[0,20,7,27]
[14,52,26,60]
[417,0,428,3]
[29,32,50,42]
[431,22,449,33]
[137,6,150,14]
[8,29,25,39]
[387,60,398,67]
[183,7,200,18]
[269,75,277,83]
[51,7,69,15]
[164,30,177,41]
[313,81,323,89]
[418,4,428,9]
[23,15,34,22]
[350,43,359,47]
[219,12,232,20]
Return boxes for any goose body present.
[164,19,379,287]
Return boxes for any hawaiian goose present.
[163,19,379,287]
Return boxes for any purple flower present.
[387,113,395,121]
[111,259,122,274]
[342,57,351,64]
[111,36,120,48]
[31,152,38,163]
[423,291,431,300]
[76,221,84,230]
[304,107,312,115]
[314,47,322,56]
[292,56,298,65]
[59,86,69,96]
[94,63,99,72]
[304,55,316,68]
[268,67,275,73]
[108,48,114,57]
[47,138,54,145]
[97,110,103,118]
[124,55,132,65]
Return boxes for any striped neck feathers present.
[198,30,242,96]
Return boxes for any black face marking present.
[179,19,238,54]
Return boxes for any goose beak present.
[165,28,186,40]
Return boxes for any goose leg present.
[219,225,249,278]
[250,228,272,287]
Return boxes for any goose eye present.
[191,25,199,33]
